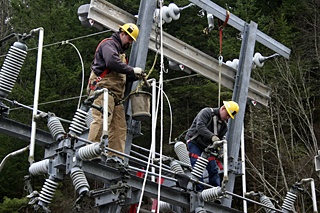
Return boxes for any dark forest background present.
[0,0,319,212]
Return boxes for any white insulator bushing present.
[195,207,207,213]
[174,141,191,166]
[77,142,101,160]
[85,108,94,128]
[153,9,162,26]
[168,3,180,20]
[207,13,214,31]
[39,179,59,204]
[201,187,223,202]
[69,108,88,135]
[170,161,184,174]
[158,201,172,212]
[0,42,27,98]
[260,195,276,213]
[225,60,233,67]
[253,52,265,68]
[226,59,239,70]
[281,191,297,211]
[162,6,172,23]
[168,60,180,71]
[47,116,66,141]
[191,157,208,179]
[70,167,90,195]
[29,159,50,176]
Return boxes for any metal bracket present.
[0,101,9,116]
[228,157,242,176]
[127,118,142,136]
[90,181,131,207]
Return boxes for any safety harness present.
[88,38,112,92]
[88,70,109,91]
[87,38,126,105]
[188,108,223,169]
[189,153,223,170]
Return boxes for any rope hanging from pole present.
[217,9,230,107]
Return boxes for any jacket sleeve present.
[101,41,135,75]
[196,108,215,141]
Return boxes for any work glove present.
[211,135,220,142]
[133,67,143,77]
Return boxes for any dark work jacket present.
[91,32,136,80]
[185,107,228,150]
[90,32,137,99]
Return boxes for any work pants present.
[88,93,127,158]
[188,142,220,191]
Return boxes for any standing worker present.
[185,101,239,191]
[87,23,143,162]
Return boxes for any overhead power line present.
[0,29,112,58]
[9,95,87,112]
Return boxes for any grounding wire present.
[3,98,73,124]
[0,30,112,58]
[136,123,157,212]
[8,95,87,112]
[162,73,200,83]
[62,41,85,109]
[136,38,161,213]
[155,85,172,144]
[136,57,164,213]
[137,37,165,213]
[156,0,165,211]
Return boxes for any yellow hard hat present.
[119,23,139,41]
[223,101,239,119]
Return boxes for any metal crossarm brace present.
[189,0,291,59]
[86,0,271,106]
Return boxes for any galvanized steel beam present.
[87,0,271,106]
[189,0,291,59]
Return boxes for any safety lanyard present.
[218,10,230,65]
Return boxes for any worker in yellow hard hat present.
[87,23,142,164]
[222,100,239,119]
[185,101,239,194]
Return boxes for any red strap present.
[220,10,230,29]
[88,69,109,91]
[89,38,112,91]
[208,156,223,170]
[189,153,223,170]
[94,38,112,79]
[98,69,109,79]
[219,29,223,56]
[95,38,112,53]
[89,37,129,91]
[216,160,223,170]
[218,10,230,56]
[189,153,199,159]
[88,79,96,91]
